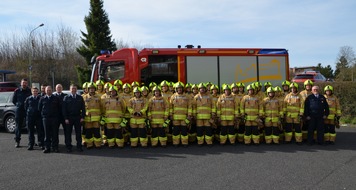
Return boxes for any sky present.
[1,0,355,69]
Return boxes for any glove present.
[185,118,191,125]
[163,119,170,128]
[120,118,128,128]
[100,117,106,125]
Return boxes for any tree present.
[335,46,355,81]
[316,63,334,79]
[77,0,117,65]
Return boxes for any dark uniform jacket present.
[304,94,329,118]
[12,87,32,110]
[38,95,61,118]
[62,94,86,120]
[24,95,41,117]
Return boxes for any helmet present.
[230,83,238,88]
[324,85,333,92]
[282,80,291,86]
[141,86,149,92]
[185,83,192,88]
[266,87,274,93]
[95,80,104,86]
[246,84,255,91]
[304,79,314,88]
[210,85,219,91]
[205,82,212,86]
[109,86,118,93]
[133,87,141,93]
[149,82,157,89]
[274,86,282,92]
[237,82,245,88]
[255,81,262,88]
[198,83,207,89]
[122,83,131,89]
[264,82,272,87]
[131,81,139,87]
[114,79,123,86]
[82,82,89,89]
[289,82,299,89]
[87,82,97,89]
[191,84,198,89]
[174,81,184,88]
[152,86,161,92]
[104,82,112,89]
[222,84,231,91]
[160,80,169,87]
[168,82,174,87]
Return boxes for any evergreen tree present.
[77,0,117,65]
[316,63,334,79]
[335,56,350,81]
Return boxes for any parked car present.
[292,71,326,83]
[0,81,19,92]
[62,89,84,96]
[0,91,23,133]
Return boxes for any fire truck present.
[90,45,289,87]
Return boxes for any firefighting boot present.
[244,135,251,145]
[94,137,102,148]
[272,135,280,144]
[159,136,168,147]
[130,137,138,147]
[205,135,213,145]
[151,137,159,147]
[329,133,336,144]
[181,135,189,147]
[107,138,116,148]
[237,133,244,143]
[172,135,180,146]
[85,137,94,149]
[188,133,197,143]
[228,134,236,145]
[302,131,308,141]
[265,135,272,144]
[324,133,330,142]
[197,136,204,146]
[220,135,227,145]
[252,135,260,145]
[140,137,148,147]
[115,138,125,148]
[295,132,303,143]
[285,132,293,143]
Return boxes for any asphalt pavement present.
[0,127,356,190]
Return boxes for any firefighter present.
[263,82,272,95]
[185,83,193,95]
[169,82,175,93]
[160,80,173,101]
[236,82,246,143]
[193,83,216,146]
[102,86,126,148]
[81,82,89,146]
[284,82,304,145]
[191,84,199,96]
[281,80,291,97]
[260,87,284,144]
[82,82,89,95]
[83,82,102,148]
[95,80,105,97]
[147,86,169,147]
[254,82,265,101]
[141,86,151,100]
[323,85,341,145]
[231,83,239,96]
[186,83,196,143]
[240,84,261,145]
[274,86,285,142]
[300,79,313,140]
[210,84,220,142]
[100,82,112,145]
[131,81,140,89]
[114,79,123,93]
[120,83,133,143]
[128,87,148,148]
[206,82,213,93]
[170,82,192,147]
[216,84,240,145]
[149,82,157,97]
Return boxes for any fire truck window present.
[102,61,125,81]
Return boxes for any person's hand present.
[65,119,69,125]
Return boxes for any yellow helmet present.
[185,83,192,88]
[131,81,140,87]
[266,87,274,93]
[149,82,157,89]
[87,82,97,90]
[254,81,262,88]
[282,80,291,86]
[324,85,333,92]
[198,83,207,89]
[304,79,314,88]
[114,79,123,86]
[237,82,245,88]
[264,82,272,87]
[191,84,198,89]
[230,83,238,88]
[122,83,131,89]
[104,82,112,89]
[95,80,104,86]
[82,82,89,89]
[289,82,299,89]
[133,87,141,93]
[141,86,149,92]
[210,85,219,91]
[152,86,161,92]
[174,81,184,88]
[246,84,255,91]
[274,86,282,92]
[160,80,169,87]
[223,84,231,91]
[109,86,118,93]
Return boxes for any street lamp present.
[28,23,44,87]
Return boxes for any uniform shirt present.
[53,92,67,120]
[38,95,61,118]
[24,95,41,117]
[12,87,32,110]
[304,94,329,118]
[62,94,86,120]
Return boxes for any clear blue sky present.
[1,0,355,69]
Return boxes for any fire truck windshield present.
[99,61,125,82]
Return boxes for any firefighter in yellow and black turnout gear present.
[81,82,89,145]
[100,82,112,145]
[284,82,304,145]
[240,84,261,145]
[216,84,240,145]
[235,82,246,143]
[260,87,284,144]
[102,86,126,148]
[170,82,192,147]
[128,87,148,147]
[193,83,216,146]
[147,86,169,147]
[300,79,313,140]
[120,83,133,144]
[323,85,341,145]
[83,82,103,148]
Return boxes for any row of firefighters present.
[81,79,341,148]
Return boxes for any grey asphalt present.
[0,127,356,190]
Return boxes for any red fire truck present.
[90,45,289,87]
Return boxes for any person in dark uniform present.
[38,86,61,153]
[62,84,86,152]
[12,78,32,148]
[53,84,67,142]
[304,86,329,145]
[40,84,47,97]
[24,87,44,150]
